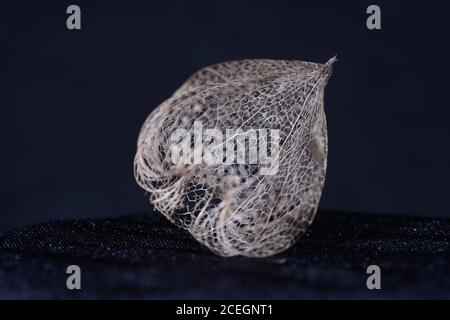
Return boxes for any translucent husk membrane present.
[135,57,335,257]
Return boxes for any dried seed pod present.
[135,57,335,257]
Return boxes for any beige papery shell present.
[135,57,335,257]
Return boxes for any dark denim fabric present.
[0,210,449,299]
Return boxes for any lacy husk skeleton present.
[135,57,335,257]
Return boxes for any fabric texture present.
[0,210,449,299]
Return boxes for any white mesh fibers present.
[134,57,335,257]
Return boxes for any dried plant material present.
[134,57,335,257]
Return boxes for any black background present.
[2,0,450,232]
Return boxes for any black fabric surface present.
[0,210,449,299]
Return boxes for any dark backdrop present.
[2,0,450,232]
